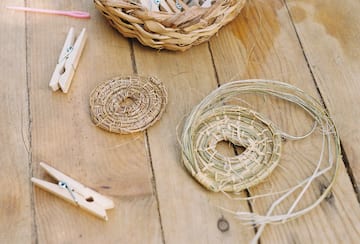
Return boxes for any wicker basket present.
[94,0,246,51]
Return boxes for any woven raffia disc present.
[182,104,282,192]
[180,79,340,194]
[89,75,167,133]
[180,80,341,241]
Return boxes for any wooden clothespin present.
[32,162,114,220]
[49,27,87,93]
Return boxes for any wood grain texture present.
[286,0,360,193]
[26,0,161,243]
[209,0,360,242]
[1,0,360,243]
[133,44,255,242]
[0,1,32,243]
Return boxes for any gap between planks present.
[282,0,360,203]
[24,4,38,243]
[130,39,166,243]
[208,40,260,238]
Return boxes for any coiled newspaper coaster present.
[89,75,167,134]
[180,79,340,242]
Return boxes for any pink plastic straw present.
[6,6,90,19]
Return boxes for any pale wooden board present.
[26,0,161,243]
[286,0,360,192]
[133,44,255,242]
[209,0,360,242]
[0,0,33,243]
[3,0,360,242]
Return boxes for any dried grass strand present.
[180,79,340,243]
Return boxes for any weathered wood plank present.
[286,0,360,194]
[27,1,161,243]
[0,1,32,243]
[133,44,255,242]
[209,0,360,242]
[3,0,359,242]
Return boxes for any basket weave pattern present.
[94,0,246,51]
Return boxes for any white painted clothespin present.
[49,27,87,93]
[32,162,114,220]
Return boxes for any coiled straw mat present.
[180,80,340,237]
[94,0,246,51]
[89,75,167,134]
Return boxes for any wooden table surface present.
[1,0,360,243]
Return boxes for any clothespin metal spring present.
[58,181,79,205]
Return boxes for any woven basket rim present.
[94,0,246,51]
